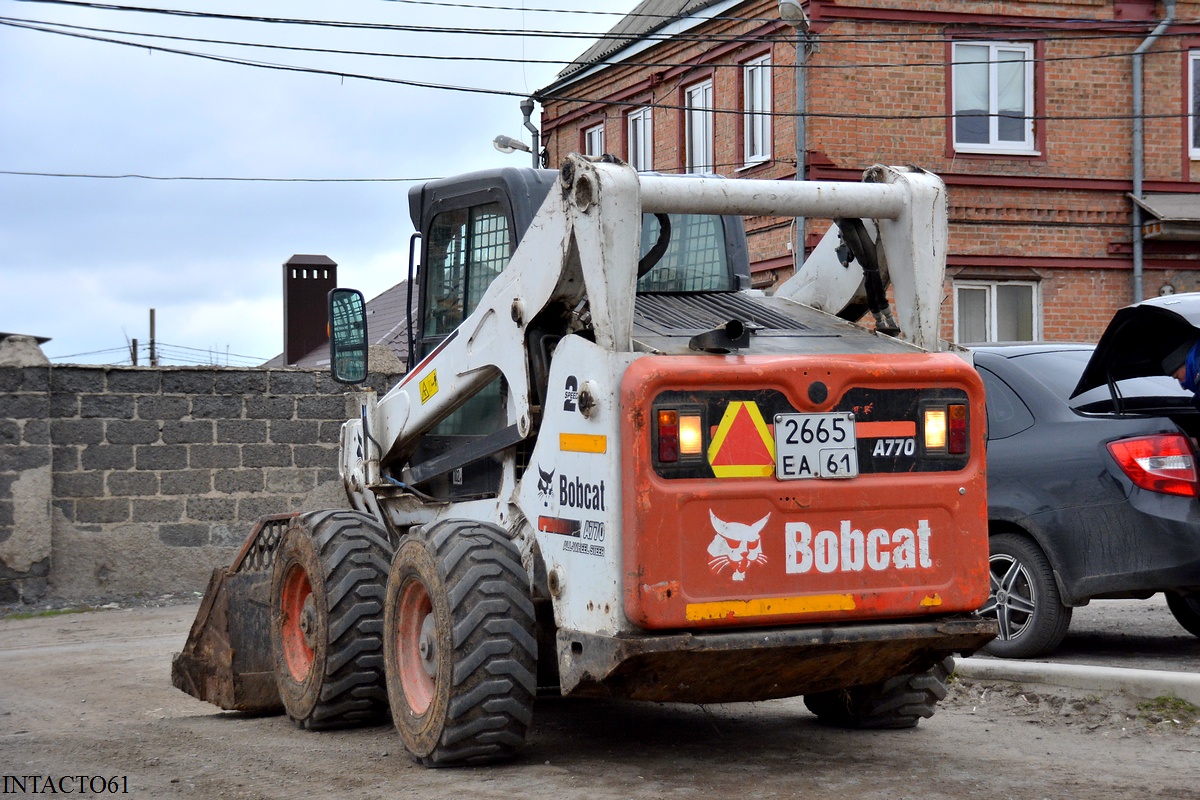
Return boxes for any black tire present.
[1166,591,1200,638]
[383,519,537,767]
[270,509,394,730]
[803,657,955,729]
[977,532,1071,659]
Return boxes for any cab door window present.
[422,201,512,345]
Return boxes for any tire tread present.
[281,510,394,731]
[803,656,955,729]
[408,519,536,767]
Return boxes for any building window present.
[627,107,653,171]
[1190,52,1200,159]
[952,42,1035,153]
[743,55,772,165]
[583,123,605,157]
[685,79,714,173]
[954,280,1040,343]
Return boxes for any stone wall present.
[0,363,396,603]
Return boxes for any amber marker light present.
[924,408,947,451]
[679,413,703,457]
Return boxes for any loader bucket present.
[171,514,296,713]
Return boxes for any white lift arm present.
[340,157,949,494]
[773,165,948,351]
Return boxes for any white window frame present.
[1189,52,1200,159]
[953,280,1041,343]
[684,79,714,173]
[627,106,653,172]
[583,123,605,157]
[743,55,772,166]
[951,41,1036,155]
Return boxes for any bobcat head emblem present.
[537,466,555,506]
[707,511,769,582]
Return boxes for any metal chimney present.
[283,254,337,365]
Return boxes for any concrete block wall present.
[0,364,397,603]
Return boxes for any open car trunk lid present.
[1072,293,1200,398]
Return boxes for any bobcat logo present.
[536,466,555,506]
[707,511,769,582]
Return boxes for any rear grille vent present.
[635,293,808,333]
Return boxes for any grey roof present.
[263,280,413,368]
[554,0,731,83]
[1130,193,1200,222]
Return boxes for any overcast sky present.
[0,0,618,365]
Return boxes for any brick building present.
[535,0,1200,344]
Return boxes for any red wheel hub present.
[280,564,316,681]
[396,578,436,714]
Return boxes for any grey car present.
[973,332,1200,658]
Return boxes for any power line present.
[376,0,779,27]
[9,13,1200,73]
[6,16,1199,123]
[22,0,1199,47]
[8,0,774,44]
[0,169,437,181]
[0,18,536,98]
[50,341,270,365]
[48,345,131,359]
[0,14,582,67]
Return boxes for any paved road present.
[1,599,1198,799]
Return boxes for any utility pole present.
[130,338,138,366]
[149,308,158,367]
[779,0,812,275]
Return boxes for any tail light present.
[948,404,968,454]
[657,410,680,463]
[655,407,704,465]
[922,402,968,456]
[1107,434,1198,497]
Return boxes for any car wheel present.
[978,533,1071,659]
[1165,591,1200,638]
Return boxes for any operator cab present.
[392,165,750,501]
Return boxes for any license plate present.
[774,412,858,480]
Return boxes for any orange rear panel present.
[620,353,990,630]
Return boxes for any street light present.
[778,0,811,276]
[492,134,532,155]
[493,98,544,168]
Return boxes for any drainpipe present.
[520,97,541,169]
[1132,0,1176,303]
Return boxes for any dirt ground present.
[1,601,1198,800]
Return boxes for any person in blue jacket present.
[1163,337,1200,395]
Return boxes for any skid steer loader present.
[173,154,996,765]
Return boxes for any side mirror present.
[328,288,368,384]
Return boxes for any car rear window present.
[1011,349,1192,410]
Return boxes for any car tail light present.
[1107,434,1199,497]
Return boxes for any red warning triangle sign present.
[707,401,776,478]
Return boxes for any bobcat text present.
[785,519,933,574]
